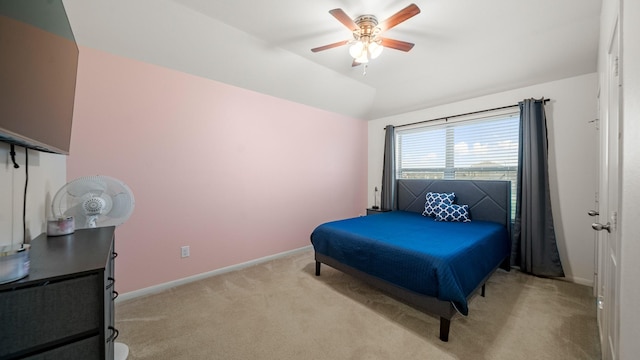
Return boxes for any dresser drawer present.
[0,274,101,357]
[24,335,101,360]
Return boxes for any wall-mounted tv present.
[0,0,78,155]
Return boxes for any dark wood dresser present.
[0,227,118,360]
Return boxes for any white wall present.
[368,73,599,286]
[0,143,67,245]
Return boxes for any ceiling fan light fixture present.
[349,41,365,58]
[368,41,383,59]
[350,39,383,64]
[354,52,369,64]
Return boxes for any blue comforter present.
[310,211,510,315]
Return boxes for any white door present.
[594,17,621,360]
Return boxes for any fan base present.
[115,342,129,359]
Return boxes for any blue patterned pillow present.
[422,192,455,217]
[434,203,471,222]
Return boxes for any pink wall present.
[68,47,367,293]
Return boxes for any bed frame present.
[314,179,512,342]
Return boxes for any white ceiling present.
[63,0,602,120]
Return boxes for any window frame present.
[394,109,520,217]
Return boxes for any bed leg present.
[315,261,321,276]
[439,317,450,342]
[500,256,511,271]
[481,283,486,297]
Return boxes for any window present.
[395,111,519,217]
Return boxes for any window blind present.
[395,111,520,216]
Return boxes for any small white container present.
[0,244,30,284]
[47,216,75,236]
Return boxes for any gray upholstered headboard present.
[396,179,512,229]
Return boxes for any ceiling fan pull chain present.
[363,64,368,76]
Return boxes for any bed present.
[310,179,511,341]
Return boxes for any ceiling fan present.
[311,3,421,67]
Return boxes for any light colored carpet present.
[115,249,600,359]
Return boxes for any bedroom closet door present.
[593,17,621,360]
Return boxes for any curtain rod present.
[390,98,551,129]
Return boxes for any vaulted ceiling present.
[63,0,602,120]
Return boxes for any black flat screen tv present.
[0,0,78,155]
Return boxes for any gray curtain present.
[381,125,397,211]
[512,98,564,277]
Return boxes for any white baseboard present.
[116,245,313,303]
[116,246,593,303]
[508,266,594,288]
[559,275,594,287]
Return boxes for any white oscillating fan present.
[52,175,134,360]
[52,175,135,229]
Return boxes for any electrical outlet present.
[181,246,190,258]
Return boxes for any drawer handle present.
[107,326,120,342]
[106,277,115,289]
[112,290,119,301]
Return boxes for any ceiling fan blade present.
[380,38,415,52]
[379,3,421,31]
[329,8,358,31]
[311,40,350,52]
